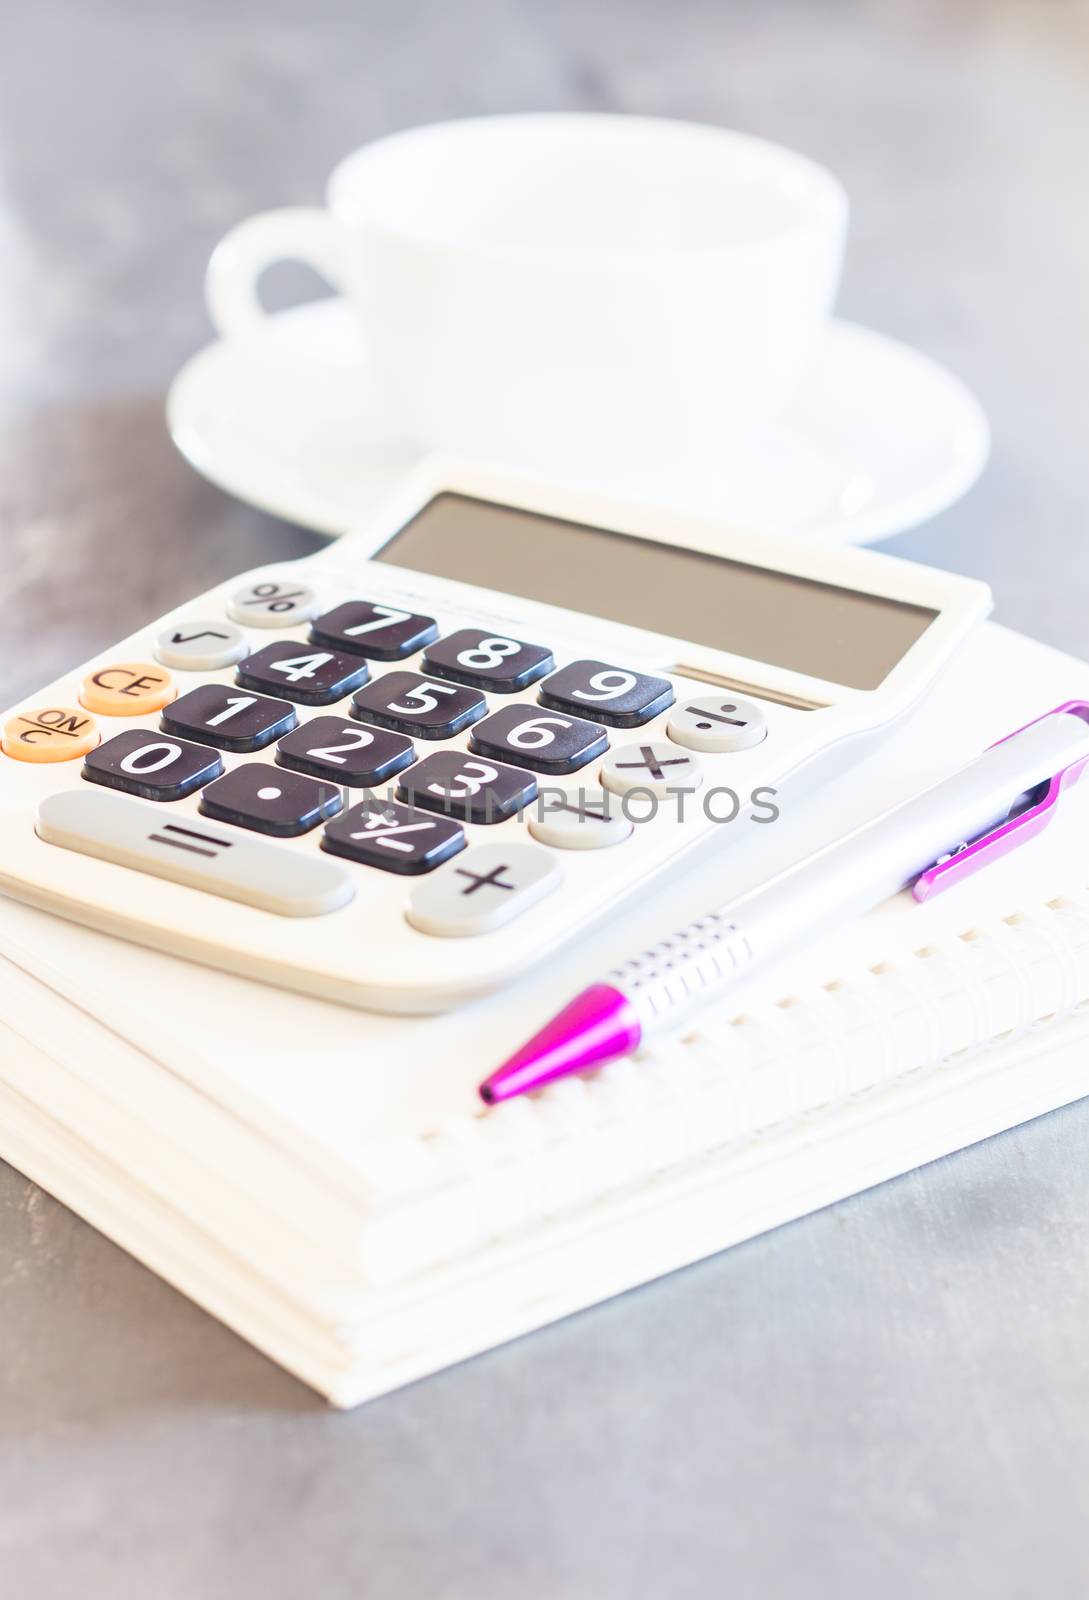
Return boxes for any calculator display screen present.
[375,493,938,690]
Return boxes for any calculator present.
[0,459,990,1013]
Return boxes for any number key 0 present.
[538,659,674,728]
[421,629,554,693]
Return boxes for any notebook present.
[2,620,1089,1405]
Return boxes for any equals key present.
[36,789,352,917]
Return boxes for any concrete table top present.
[2,2,1087,1594]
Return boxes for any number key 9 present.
[537,659,674,727]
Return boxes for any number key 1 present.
[161,684,297,751]
[538,659,674,727]
[421,629,554,692]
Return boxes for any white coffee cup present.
[206,114,847,489]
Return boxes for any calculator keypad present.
[79,662,176,717]
[15,560,782,960]
[162,686,297,752]
[155,621,248,672]
[310,601,438,660]
[468,704,608,775]
[2,706,100,763]
[421,630,554,693]
[666,693,768,753]
[351,673,487,740]
[397,752,537,825]
[600,741,703,798]
[227,580,319,627]
[406,843,561,937]
[275,718,415,787]
[322,798,466,875]
[199,763,342,837]
[235,642,371,706]
[83,729,223,801]
[538,660,674,728]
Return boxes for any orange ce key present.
[79,661,175,716]
[2,706,100,763]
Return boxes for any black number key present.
[397,751,537,825]
[322,798,465,875]
[235,641,370,706]
[468,704,608,775]
[82,729,224,801]
[198,763,342,837]
[161,685,297,752]
[351,672,486,740]
[275,718,416,787]
[421,629,554,693]
[538,659,674,727]
[310,600,438,661]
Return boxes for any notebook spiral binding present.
[352,891,1089,1286]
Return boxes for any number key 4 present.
[235,641,370,705]
[538,659,674,727]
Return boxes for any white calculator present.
[0,459,990,1013]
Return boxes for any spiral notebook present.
[2,619,1089,1405]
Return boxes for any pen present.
[480,706,1089,1104]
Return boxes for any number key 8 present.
[421,629,554,693]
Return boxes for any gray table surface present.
[2,2,1088,1594]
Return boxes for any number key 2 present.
[538,659,674,727]
[351,672,486,739]
[275,717,415,786]
[235,641,370,705]
[161,684,297,751]
[421,629,554,693]
[310,600,438,660]
[469,704,607,774]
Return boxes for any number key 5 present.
[350,672,487,739]
[538,659,674,727]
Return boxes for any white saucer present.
[166,298,989,545]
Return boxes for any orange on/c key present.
[79,661,176,716]
[2,706,100,763]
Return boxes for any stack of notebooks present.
[3,621,1089,1407]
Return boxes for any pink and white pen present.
[479,704,1089,1104]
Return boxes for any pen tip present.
[478,984,642,1105]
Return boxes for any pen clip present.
[912,701,1089,903]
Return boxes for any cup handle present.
[204,207,348,338]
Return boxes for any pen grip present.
[608,913,756,1033]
